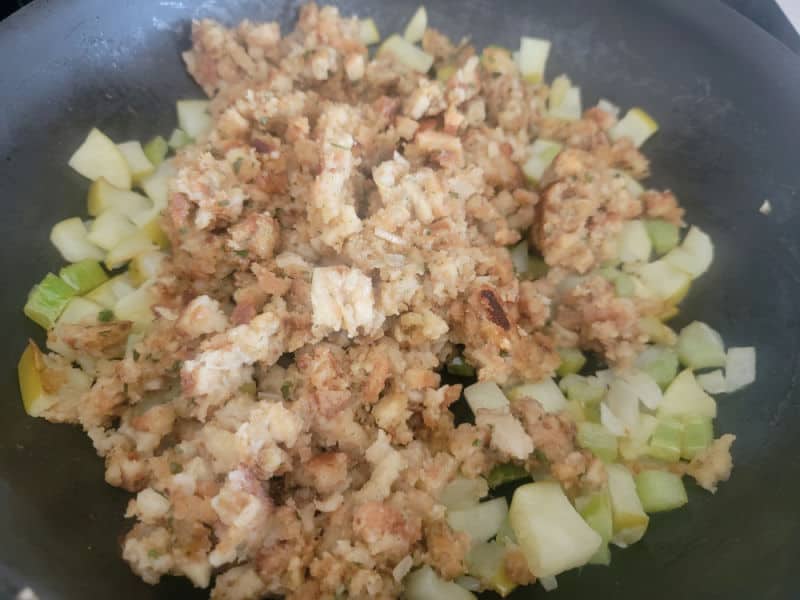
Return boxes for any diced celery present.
[117,140,155,182]
[24,273,77,329]
[576,422,618,462]
[635,470,688,513]
[57,297,104,325]
[564,398,586,423]
[487,463,530,489]
[440,477,489,510]
[87,210,138,251]
[447,497,509,544]
[647,418,683,462]
[403,6,427,43]
[177,100,212,139]
[464,381,509,413]
[557,348,586,376]
[447,355,476,377]
[527,256,549,279]
[509,481,602,577]
[378,35,434,73]
[143,136,168,167]
[575,490,613,542]
[599,267,635,298]
[358,18,380,46]
[518,36,551,83]
[658,369,717,419]
[68,128,131,189]
[59,260,108,294]
[617,220,652,264]
[635,345,679,389]
[168,128,191,150]
[507,378,567,413]
[129,250,166,286]
[87,178,152,219]
[466,542,516,597]
[50,217,105,262]
[559,374,606,406]
[606,464,648,546]
[105,230,158,270]
[645,219,680,255]
[405,566,476,600]
[681,415,713,460]
[609,108,659,148]
[677,321,726,370]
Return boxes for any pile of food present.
[17,4,755,599]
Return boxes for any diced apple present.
[17,340,90,417]
[105,230,158,270]
[139,160,175,211]
[548,78,581,120]
[50,217,105,262]
[466,542,517,597]
[633,259,691,304]
[359,18,380,45]
[177,100,212,139]
[522,139,562,184]
[606,464,648,546]
[609,108,659,147]
[617,220,652,263]
[87,210,138,251]
[129,250,166,286]
[113,283,156,331]
[117,140,155,182]
[509,481,602,578]
[379,35,434,73]
[664,226,713,279]
[658,369,717,419]
[518,36,551,84]
[68,128,131,189]
[677,321,726,369]
[440,477,489,510]
[403,6,427,43]
[88,178,152,219]
[464,381,509,413]
[86,273,137,309]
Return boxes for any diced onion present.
[522,138,562,183]
[605,379,640,431]
[447,498,508,544]
[510,241,529,275]
[455,576,481,592]
[116,140,154,182]
[403,6,427,43]
[507,378,567,413]
[50,217,105,262]
[617,220,652,264]
[697,369,726,394]
[539,576,558,592]
[405,566,476,600]
[549,84,582,121]
[176,99,212,139]
[664,226,713,279]
[600,402,625,436]
[724,346,756,392]
[440,477,489,510]
[596,99,620,119]
[621,370,663,410]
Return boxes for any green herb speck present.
[148,549,161,559]
[281,381,293,401]
[169,462,183,474]
[233,157,243,174]
[98,309,114,322]
[235,249,249,258]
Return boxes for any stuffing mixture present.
[31,4,736,599]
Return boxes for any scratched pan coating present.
[0,1,799,599]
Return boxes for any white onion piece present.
[455,576,481,592]
[697,369,726,394]
[605,379,640,431]
[725,347,756,392]
[540,576,558,592]
[622,370,663,410]
[600,402,625,436]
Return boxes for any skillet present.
[1,1,799,598]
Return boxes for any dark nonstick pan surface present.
[1,1,799,599]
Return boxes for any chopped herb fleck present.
[473,439,482,447]
[281,381,293,401]
[259,116,269,126]
[218,199,230,207]
[235,249,249,258]
[132,349,140,361]
[179,226,188,235]
[123,383,129,395]
[233,157,243,174]
[169,462,183,474]
[147,549,161,559]
[170,360,182,373]
[98,309,114,322]
[448,191,459,199]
